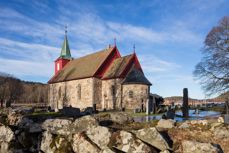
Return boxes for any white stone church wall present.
[49,78,95,111]
[122,84,149,110]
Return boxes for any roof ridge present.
[72,47,114,61]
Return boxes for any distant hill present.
[164,92,228,105]
[210,91,229,102]
[0,72,48,104]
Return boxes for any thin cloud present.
[139,55,181,73]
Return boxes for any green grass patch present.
[26,111,62,118]
[127,112,163,117]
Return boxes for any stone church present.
[48,32,152,111]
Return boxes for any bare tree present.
[194,16,229,95]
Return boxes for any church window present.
[58,87,61,99]
[57,63,60,71]
[77,84,81,100]
[129,90,133,98]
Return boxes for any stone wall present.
[122,84,149,110]
[101,79,122,110]
[49,78,95,111]
[49,78,150,111]
[93,78,102,109]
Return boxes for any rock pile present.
[0,109,228,153]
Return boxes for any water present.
[133,109,221,122]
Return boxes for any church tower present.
[55,27,72,75]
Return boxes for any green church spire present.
[60,26,72,59]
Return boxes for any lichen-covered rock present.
[110,112,133,124]
[71,115,98,133]
[156,119,175,129]
[113,130,151,153]
[100,147,115,153]
[42,118,72,135]
[160,150,170,153]
[7,111,24,126]
[179,121,190,129]
[86,125,111,149]
[190,119,208,125]
[213,126,229,139]
[217,117,224,123]
[72,133,100,153]
[51,136,73,153]
[0,125,14,142]
[0,141,11,153]
[181,140,221,153]
[133,127,170,151]
[210,122,223,131]
[40,131,55,153]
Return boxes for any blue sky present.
[0,0,228,98]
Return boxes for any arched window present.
[129,90,133,98]
[77,84,81,100]
[58,87,61,99]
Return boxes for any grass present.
[26,111,62,118]
[129,112,163,117]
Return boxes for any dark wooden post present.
[182,88,189,118]
[0,99,3,108]
[93,103,96,113]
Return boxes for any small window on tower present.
[57,63,60,71]
[129,90,133,98]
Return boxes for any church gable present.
[102,52,144,80]
[94,46,121,78]
[102,54,133,79]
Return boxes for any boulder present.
[210,122,223,131]
[213,126,229,139]
[179,121,190,129]
[72,133,101,153]
[86,125,111,149]
[217,117,224,123]
[100,148,115,153]
[40,131,55,153]
[42,118,72,135]
[160,150,170,153]
[0,125,14,142]
[133,127,170,151]
[0,141,11,153]
[110,112,133,124]
[190,119,208,125]
[113,130,152,153]
[71,115,98,133]
[181,140,221,153]
[50,136,73,153]
[7,111,24,126]
[156,119,175,129]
